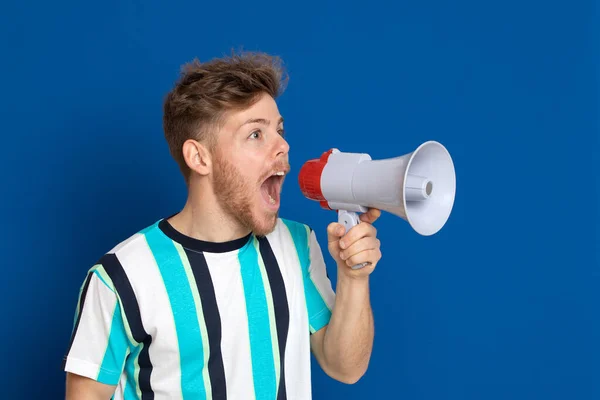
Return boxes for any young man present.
[63,52,382,400]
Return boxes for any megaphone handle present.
[338,210,370,270]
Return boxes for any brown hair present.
[162,51,288,182]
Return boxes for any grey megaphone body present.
[298,141,456,267]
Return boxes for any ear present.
[182,139,212,177]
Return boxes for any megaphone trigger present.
[337,210,370,270]
[338,210,360,232]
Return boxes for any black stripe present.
[62,269,94,369]
[258,237,290,400]
[102,253,155,400]
[184,249,227,400]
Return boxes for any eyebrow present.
[240,116,284,127]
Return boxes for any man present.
[63,51,382,399]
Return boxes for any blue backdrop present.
[1,1,597,399]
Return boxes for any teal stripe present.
[97,302,129,385]
[282,219,331,332]
[139,222,157,235]
[124,345,142,400]
[145,228,207,399]
[239,238,277,399]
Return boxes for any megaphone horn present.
[298,141,456,267]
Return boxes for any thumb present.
[327,222,346,243]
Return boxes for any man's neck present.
[167,186,250,243]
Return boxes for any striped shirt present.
[62,217,336,399]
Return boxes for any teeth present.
[274,171,284,176]
[269,194,275,204]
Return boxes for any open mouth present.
[260,171,285,209]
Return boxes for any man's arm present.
[65,373,116,400]
[310,275,373,384]
[311,208,381,384]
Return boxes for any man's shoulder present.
[77,219,163,294]
[97,218,163,264]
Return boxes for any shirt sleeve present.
[62,265,134,386]
[305,228,336,334]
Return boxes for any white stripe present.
[114,233,183,399]
[308,230,336,310]
[64,273,116,382]
[108,230,144,254]
[204,250,256,400]
[266,220,314,400]
[112,373,127,400]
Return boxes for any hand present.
[327,208,382,279]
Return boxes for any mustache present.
[274,162,291,174]
[259,162,291,182]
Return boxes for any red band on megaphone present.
[298,149,335,202]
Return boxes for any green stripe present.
[145,228,208,399]
[239,238,277,399]
[124,344,142,400]
[94,268,115,293]
[282,219,332,333]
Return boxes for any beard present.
[212,151,279,237]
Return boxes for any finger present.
[344,248,381,268]
[327,222,345,243]
[359,208,381,224]
[339,237,380,262]
[339,222,377,250]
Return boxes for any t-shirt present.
[62,217,336,400]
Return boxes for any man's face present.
[211,93,290,237]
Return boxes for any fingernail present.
[339,240,346,249]
[339,252,345,260]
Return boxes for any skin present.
[66,93,382,398]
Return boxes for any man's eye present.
[278,128,285,137]
[249,130,261,139]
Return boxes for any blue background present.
[1,0,597,398]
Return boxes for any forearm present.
[322,266,374,383]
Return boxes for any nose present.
[274,133,290,159]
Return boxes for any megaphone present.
[298,140,456,267]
